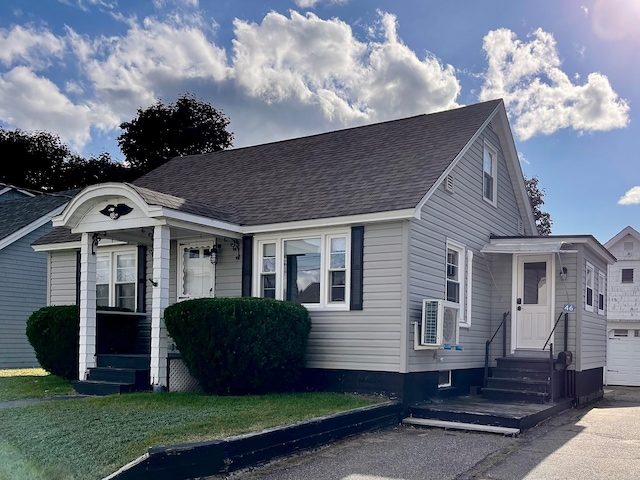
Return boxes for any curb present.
[104,400,402,480]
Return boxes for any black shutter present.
[241,236,253,297]
[137,245,147,313]
[350,226,364,310]
[75,250,81,306]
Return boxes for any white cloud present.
[232,11,459,124]
[618,187,640,205]
[581,5,589,15]
[294,0,347,8]
[0,66,119,150]
[0,25,65,67]
[479,28,629,140]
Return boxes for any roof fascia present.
[33,238,128,252]
[604,226,640,249]
[0,186,35,197]
[0,203,67,251]
[244,208,416,234]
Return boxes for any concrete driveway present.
[223,387,640,480]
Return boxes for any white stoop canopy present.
[52,182,242,388]
[481,240,572,254]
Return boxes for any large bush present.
[26,305,80,380]
[164,297,312,395]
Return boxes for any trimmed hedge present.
[164,297,312,395]
[26,305,80,380]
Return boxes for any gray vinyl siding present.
[306,222,404,372]
[0,225,52,368]
[49,249,78,305]
[486,253,513,362]
[553,251,578,357]
[408,127,524,372]
[578,246,608,371]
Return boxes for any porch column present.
[150,225,170,388]
[79,232,97,379]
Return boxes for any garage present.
[607,329,640,386]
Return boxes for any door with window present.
[515,255,553,350]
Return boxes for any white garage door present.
[607,329,640,386]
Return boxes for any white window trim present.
[446,239,467,326]
[253,228,351,310]
[463,250,473,328]
[585,261,594,312]
[598,271,606,315]
[482,141,498,207]
[177,239,217,301]
[96,245,138,310]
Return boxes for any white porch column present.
[79,232,97,379]
[150,225,170,388]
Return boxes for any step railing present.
[484,311,509,388]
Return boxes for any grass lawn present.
[0,369,73,402]
[0,391,382,480]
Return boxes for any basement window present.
[438,370,452,388]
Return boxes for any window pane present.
[284,238,320,304]
[446,280,459,303]
[96,256,110,285]
[330,238,346,269]
[116,254,136,282]
[262,274,276,298]
[523,262,547,305]
[483,173,493,199]
[96,284,110,308]
[599,293,604,311]
[622,268,634,283]
[447,249,458,280]
[330,271,346,302]
[116,283,135,311]
[262,243,276,273]
[483,149,493,173]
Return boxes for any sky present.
[0,0,638,244]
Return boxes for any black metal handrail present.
[484,311,510,388]
[543,311,569,351]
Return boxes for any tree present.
[117,93,234,175]
[525,175,552,236]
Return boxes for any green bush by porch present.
[26,305,80,380]
[164,297,312,395]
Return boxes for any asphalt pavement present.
[220,387,640,480]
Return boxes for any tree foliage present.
[0,128,131,191]
[117,93,233,174]
[525,175,552,236]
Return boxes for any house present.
[32,99,614,406]
[0,192,72,368]
[604,226,640,386]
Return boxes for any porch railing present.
[484,311,510,388]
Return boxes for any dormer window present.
[483,143,497,206]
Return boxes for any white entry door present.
[515,255,553,350]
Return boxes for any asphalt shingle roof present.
[0,193,74,243]
[133,99,502,226]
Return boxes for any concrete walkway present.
[225,387,640,480]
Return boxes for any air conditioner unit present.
[419,299,460,348]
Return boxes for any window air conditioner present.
[419,299,460,348]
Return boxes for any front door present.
[515,255,553,350]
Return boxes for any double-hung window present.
[446,239,471,327]
[483,142,497,206]
[255,230,350,309]
[585,262,594,312]
[96,247,137,311]
[598,271,606,315]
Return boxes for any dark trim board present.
[303,367,484,406]
[570,367,604,406]
[106,401,401,480]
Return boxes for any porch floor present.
[407,394,573,431]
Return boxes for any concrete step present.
[403,417,520,436]
[71,380,135,396]
[96,354,150,370]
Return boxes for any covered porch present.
[51,183,244,391]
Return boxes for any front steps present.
[483,357,554,404]
[72,354,151,396]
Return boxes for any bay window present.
[255,230,350,308]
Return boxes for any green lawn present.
[0,391,382,480]
[0,369,73,402]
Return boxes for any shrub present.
[26,305,80,380]
[164,297,312,395]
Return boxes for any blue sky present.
[0,0,638,243]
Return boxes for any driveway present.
[223,387,640,480]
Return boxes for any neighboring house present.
[32,99,614,405]
[0,193,72,368]
[0,183,34,202]
[605,226,640,386]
